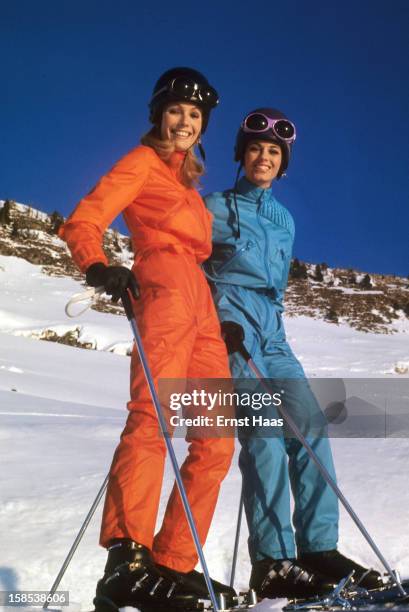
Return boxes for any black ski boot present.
[157,563,237,607]
[94,539,199,612]
[250,558,336,599]
[298,549,383,590]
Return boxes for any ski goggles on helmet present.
[242,113,296,143]
[152,77,219,108]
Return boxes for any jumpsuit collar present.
[168,150,187,181]
[169,150,187,169]
[236,176,273,202]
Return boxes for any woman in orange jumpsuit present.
[59,67,235,612]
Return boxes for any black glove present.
[86,262,140,302]
[221,320,245,355]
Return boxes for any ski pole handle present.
[238,343,251,362]
[121,289,135,321]
[65,286,105,318]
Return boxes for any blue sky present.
[1,0,408,276]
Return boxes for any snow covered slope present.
[1,254,409,611]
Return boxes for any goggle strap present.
[150,79,218,106]
[150,85,170,101]
[150,82,198,101]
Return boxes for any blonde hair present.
[140,127,205,189]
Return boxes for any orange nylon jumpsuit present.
[59,144,234,572]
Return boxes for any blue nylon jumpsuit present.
[204,176,339,562]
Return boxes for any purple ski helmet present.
[234,107,296,178]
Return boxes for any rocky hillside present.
[285,262,408,334]
[1,199,408,334]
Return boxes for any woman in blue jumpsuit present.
[204,108,382,599]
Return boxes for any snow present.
[391,312,409,335]
[1,254,409,611]
[326,287,384,295]
[0,256,132,353]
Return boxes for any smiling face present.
[243,140,283,188]
[160,102,202,151]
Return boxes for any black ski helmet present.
[234,107,295,179]
[149,67,219,134]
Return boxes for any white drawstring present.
[65,286,105,318]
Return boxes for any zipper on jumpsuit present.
[215,240,256,275]
[256,194,277,329]
[256,194,273,289]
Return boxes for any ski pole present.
[44,287,111,608]
[43,476,109,609]
[230,484,244,589]
[121,289,220,612]
[237,342,406,597]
